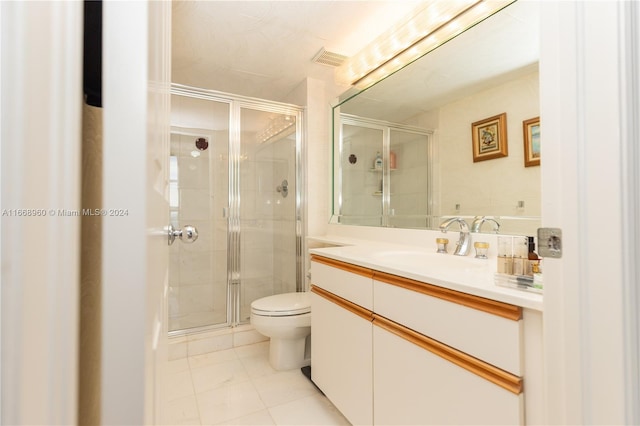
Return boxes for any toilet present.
[250,292,311,371]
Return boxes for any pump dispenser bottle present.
[526,236,540,276]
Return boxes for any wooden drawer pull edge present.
[310,285,373,322]
[373,271,522,321]
[311,255,374,278]
[373,314,523,395]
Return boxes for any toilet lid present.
[251,292,311,316]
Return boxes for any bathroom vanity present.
[309,242,543,425]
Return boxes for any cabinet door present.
[373,323,523,425]
[311,291,373,425]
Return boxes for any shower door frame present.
[170,84,305,336]
[334,114,434,228]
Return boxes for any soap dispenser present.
[374,151,383,170]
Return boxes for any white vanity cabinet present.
[310,255,542,425]
[372,272,524,425]
[310,256,374,426]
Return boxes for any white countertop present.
[308,235,543,312]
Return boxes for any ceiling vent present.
[312,48,348,67]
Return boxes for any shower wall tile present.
[169,253,180,283]
[212,280,228,313]
[241,250,273,279]
[178,284,215,314]
[168,286,180,316]
[178,155,210,190]
[242,226,273,250]
[212,221,228,251]
[179,250,213,285]
[179,189,211,221]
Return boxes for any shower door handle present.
[167,224,199,246]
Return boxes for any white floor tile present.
[191,359,250,394]
[166,370,195,402]
[268,394,350,426]
[197,380,266,425]
[163,395,201,425]
[189,348,238,369]
[239,355,278,380]
[213,409,275,426]
[234,341,269,359]
[252,369,321,408]
[168,358,191,375]
[166,339,348,426]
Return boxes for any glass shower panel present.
[238,107,298,323]
[340,123,384,226]
[388,129,431,228]
[169,94,230,332]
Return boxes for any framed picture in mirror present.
[523,116,540,167]
[471,113,508,162]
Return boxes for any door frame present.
[540,1,640,424]
[0,1,83,424]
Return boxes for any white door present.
[102,2,171,424]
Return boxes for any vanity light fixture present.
[336,0,516,90]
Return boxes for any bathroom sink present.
[369,250,488,272]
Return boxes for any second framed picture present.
[523,116,540,167]
[471,113,508,162]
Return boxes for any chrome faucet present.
[471,216,500,234]
[439,217,471,256]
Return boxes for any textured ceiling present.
[171,1,421,102]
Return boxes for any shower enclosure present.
[169,85,304,334]
[335,114,433,228]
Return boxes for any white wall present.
[437,71,540,219]
[403,70,541,235]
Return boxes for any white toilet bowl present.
[250,292,311,371]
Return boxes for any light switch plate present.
[537,227,562,258]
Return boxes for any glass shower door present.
[339,121,384,226]
[388,129,431,228]
[168,94,230,332]
[237,106,299,323]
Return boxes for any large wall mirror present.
[332,1,540,235]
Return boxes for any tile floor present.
[164,341,350,425]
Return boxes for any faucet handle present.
[471,216,500,234]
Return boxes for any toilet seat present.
[251,292,311,317]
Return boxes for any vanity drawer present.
[373,272,523,375]
[373,322,522,425]
[310,255,374,310]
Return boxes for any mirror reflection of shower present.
[169,86,303,334]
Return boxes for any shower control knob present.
[167,224,199,245]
